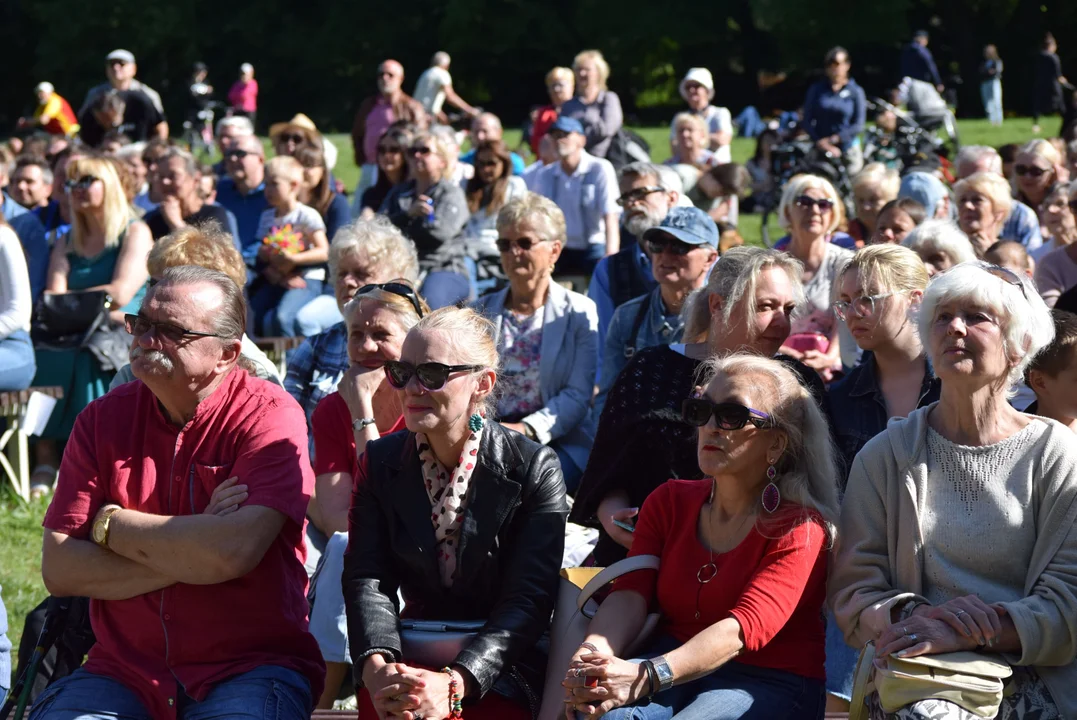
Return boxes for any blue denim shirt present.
[594,286,684,418]
[587,243,656,376]
[825,351,940,492]
[1000,200,1044,251]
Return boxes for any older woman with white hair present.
[901,219,978,277]
[849,163,900,244]
[954,171,1013,257]
[560,49,624,159]
[831,261,1077,720]
[673,67,733,163]
[1035,183,1077,307]
[563,353,838,719]
[774,174,856,378]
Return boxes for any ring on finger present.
[909,633,918,642]
[573,667,582,678]
[955,610,968,617]
[902,626,909,636]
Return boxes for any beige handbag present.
[537,555,662,720]
[848,641,1012,720]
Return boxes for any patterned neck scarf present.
[415,426,483,587]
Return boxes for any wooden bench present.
[253,336,305,378]
[0,386,63,501]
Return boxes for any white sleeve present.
[714,107,733,134]
[299,205,327,233]
[0,228,32,338]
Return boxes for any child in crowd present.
[985,239,1034,279]
[691,162,750,227]
[1026,310,1077,431]
[249,155,329,336]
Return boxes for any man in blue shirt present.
[900,31,943,91]
[459,112,526,174]
[214,134,268,266]
[803,46,866,175]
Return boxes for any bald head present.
[471,113,504,145]
[378,60,404,95]
[432,51,450,69]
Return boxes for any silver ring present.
[573,667,582,678]
[909,633,918,642]
[902,626,909,636]
[955,610,967,617]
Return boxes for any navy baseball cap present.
[642,207,719,248]
[550,116,585,135]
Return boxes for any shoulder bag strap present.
[577,554,660,614]
[623,293,652,360]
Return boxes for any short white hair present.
[329,216,419,283]
[955,145,1003,175]
[115,142,147,162]
[901,220,977,265]
[852,163,900,198]
[919,261,1056,393]
[432,51,451,68]
[215,116,254,137]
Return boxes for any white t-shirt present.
[669,105,733,164]
[414,67,453,116]
[256,203,327,281]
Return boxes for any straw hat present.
[268,113,322,143]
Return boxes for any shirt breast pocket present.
[191,462,236,515]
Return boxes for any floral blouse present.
[496,308,545,420]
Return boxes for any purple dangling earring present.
[762,463,781,514]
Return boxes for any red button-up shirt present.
[43,368,325,718]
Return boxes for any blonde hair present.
[147,223,246,287]
[778,174,846,234]
[838,244,929,297]
[412,129,455,177]
[573,50,611,89]
[67,155,135,254]
[1017,138,1063,170]
[671,112,708,145]
[343,278,429,331]
[852,162,900,199]
[546,67,574,89]
[412,306,501,414]
[954,171,1013,223]
[329,216,419,283]
[698,353,840,543]
[496,192,566,244]
[265,155,303,184]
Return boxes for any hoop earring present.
[762,463,781,514]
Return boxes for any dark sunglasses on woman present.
[65,175,99,191]
[355,282,425,318]
[495,236,547,252]
[279,133,306,145]
[794,195,835,212]
[1014,164,1049,178]
[408,146,432,157]
[384,360,483,391]
[682,398,775,430]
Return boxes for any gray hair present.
[919,261,1055,394]
[955,145,1003,175]
[901,220,978,266]
[683,246,805,343]
[152,265,246,344]
[161,147,198,178]
[617,162,679,192]
[329,216,419,284]
[114,142,147,163]
[432,51,451,68]
[215,115,254,137]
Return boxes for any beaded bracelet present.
[441,667,464,719]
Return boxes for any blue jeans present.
[308,531,350,663]
[420,270,471,309]
[825,610,859,700]
[294,294,344,338]
[552,440,583,495]
[0,329,36,391]
[734,106,766,138]
[28,665,312,720]
[249,279,324,337]
[981,79,1003,126]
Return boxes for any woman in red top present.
[308,279,429,709]
[529,67,574,156]
[562,353,839,719]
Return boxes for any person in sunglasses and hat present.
[594,206,719,418]
[269,113,339,173]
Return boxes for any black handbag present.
[31,290,114,350]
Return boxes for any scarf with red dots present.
[415,427,483,587]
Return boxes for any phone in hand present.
[612,518,637,534]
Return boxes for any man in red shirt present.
[34,265,324,720]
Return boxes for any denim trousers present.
[28,665,312,720]
[249,279,324,337]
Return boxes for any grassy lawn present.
[0,116,1044,659]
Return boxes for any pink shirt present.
[363,97,396,165]
[228,79,258,112]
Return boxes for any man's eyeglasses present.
[682,398,775,430]
[377,145,402,155]
[1014,164,1050,178]
[384,361,483,391]
[645,235,696,256]
[123,314,222,344]
[226,149,250,160]
[984,263,1028,300]
[794,195,835,212]
[65,175,99,191]
[496,236,548,252]
[278,133,306,145]
[617,186,664,206]
[833,292,895,322]
[355,282,425,319]
[408,146,432,157]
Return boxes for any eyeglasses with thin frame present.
[682,398,775,430]
[123,313,223,344]
[65,175,100,191]
[355,282,425,318]
[617,186,664,206]
[794,195,835,212]
[384,361,484,391]
[1014,164,1050,178]
[833,292,895,322]
[496,236,548,253]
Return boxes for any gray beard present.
[624,209,663,238]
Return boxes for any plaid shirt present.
[285,322,350,435]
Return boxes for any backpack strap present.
[623,293,653,360]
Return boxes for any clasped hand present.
[367,663,453,720]
[877,595,1004,659]
[562,652,648,719]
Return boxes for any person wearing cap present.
[671,68,733,164]
[228,63,259,125]
[530,116,620,275]
[898,171,952,221]
[803,47,867,176]
[900,30,944,91]
[81,50,168,139]
[594,206,719,417]
[269,113,339,172]
[18,82,79,138]
[413,51,479,124]
[187,62,214,131]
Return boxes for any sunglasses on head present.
[123,313,222,344]
[1014,164,1050,178]
[355,282,425,318]
[495,236,548,252]
[645,234,696,256]
[226,149,250,160]
[65,175,99,191]
[984,263,1028,300]
[279,132,305,145]
[408,146,432,157]
[682,398,775,430]
[794,195,835,212]
[384,360,483,391]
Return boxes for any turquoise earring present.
[468,413,485,432]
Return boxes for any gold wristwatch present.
[92,504,122,548]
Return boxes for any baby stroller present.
[898,77,960,154]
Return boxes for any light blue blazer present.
[472,281,599,472]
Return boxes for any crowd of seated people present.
[6,42,1077,720]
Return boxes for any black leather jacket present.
[343,421,568,708]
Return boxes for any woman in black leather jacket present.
[343,306,568,720]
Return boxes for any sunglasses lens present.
[713,403,750,430]
[415,364,449,390]
[682,399,710,427]
[384,362,411,389]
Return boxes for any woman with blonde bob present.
[563,353,838,720]
[1013,138,1063,211]
[560,49,624,159]
[901,219,978,277]
[954,171,1013,256]
[831,262,1077,720]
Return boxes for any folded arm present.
[42,530,175,600]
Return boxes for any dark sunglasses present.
[794,195,835,212]
[384,361,483,391]
[355,282,425,318]
[377,144,402,155]
[279,132,306,145]
[984,263,1028,300]
[548,129,570,140]
[65,175,100,191]
[617,186,664,206]
[1069,199,1077,213]
[682,398,774,430]
[408,146,432,157]
[124,313,222,344]
[477,158,500,168]
[495,236,548,252]
[1014,164,1050,178]
[645,234,696,256]
[226,149,250,160]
